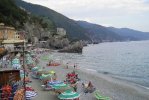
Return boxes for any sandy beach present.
[29,53,149,100]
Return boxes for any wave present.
[86,68,97,72]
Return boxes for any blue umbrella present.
[26,91,38,100]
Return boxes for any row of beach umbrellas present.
[30,53,80,100]
[12,58,21,69]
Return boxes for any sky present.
[23,0,149,32]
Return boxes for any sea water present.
[50,40,149,88]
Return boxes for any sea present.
[50,40,149,88]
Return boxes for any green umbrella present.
[26,57,34,64]
[40,74,52,80]
[49,70,55,74]
[26,54,31,57]
[12,58,20,64]
[41,56,49,61]
[58,90,80,99]
[31,67,39,71]
[52,83,69,90]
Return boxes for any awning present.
[2,39,27,45]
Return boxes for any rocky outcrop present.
[22,17,85,53]
[47,37,69,49]
[58,41,84,53]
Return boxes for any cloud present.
[24,0,149,16]
[23,0,149,31]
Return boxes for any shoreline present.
[32,52,149,100]
[79,67,149,91]
[82,67,149,90]
[50,50,149,91]
[74,67,149,100]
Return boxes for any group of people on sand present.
[65,63,77,69]
[65,71,79,92]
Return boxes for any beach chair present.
[94,91,110,100]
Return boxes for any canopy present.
[58,90,80,99]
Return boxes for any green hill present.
[0,0,57,43]
[77,21,125,42]
[0,0,28,29]
[14,0,90,41]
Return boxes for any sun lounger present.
[94,91,110,100]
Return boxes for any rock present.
[47,38,69,49]
[58,41,83,53]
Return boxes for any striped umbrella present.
[58,90,80,99]
[48,81,62,85]
[26,90,38,100]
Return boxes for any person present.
[82,83,88,94]
[88,81,93,88]
[72,80,78,92]
[48,60,51,66]
[53,73,57,80]
[66,63,68,69]
[76,74,80,81]
[74,64,76,69]
[87,81,95,93]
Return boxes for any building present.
[0,23,26,41]
[56,28,66,37]
[0,23,26,51]
[0,23,16,41]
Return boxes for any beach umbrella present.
[26,60,34,64]
[36,69,47,75]
[30,51,35,56]
[26,54,31,57]
[41,74,52,81]
[58,90,80,100]
[41,56,49,61]
[12,58,20,64]
[31,67,39,72]
[40,74,52,79]
[48,81,62,85]
[12,58,21,69]
[26,90,37,100]
[12,64,21,69]
[52,83,69,90]
[49,70,55,74]
[20,73,25,78]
